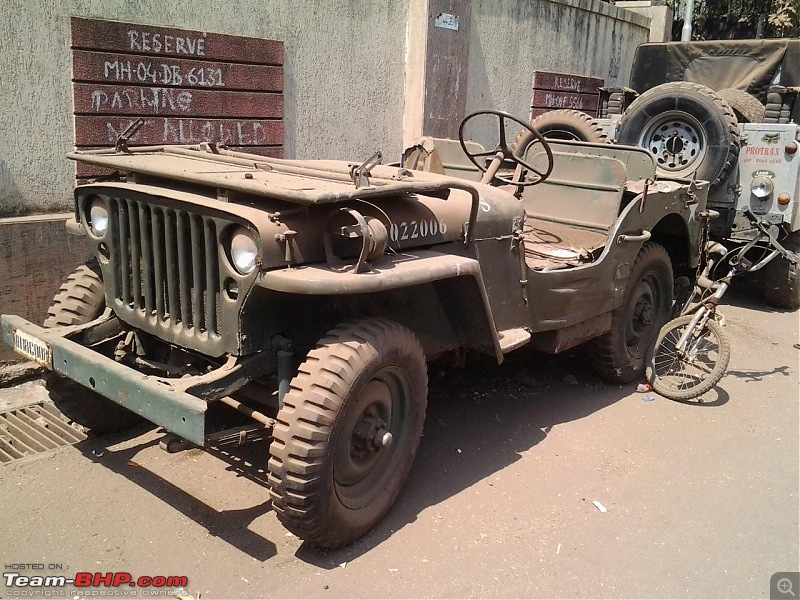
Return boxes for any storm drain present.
[0,402,87,464]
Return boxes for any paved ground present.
[1,287,798,599]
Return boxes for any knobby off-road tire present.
[514,109,610,152]
[43,259,142,433]
[606,91,625,116]
[268,318,428,548]
[764,231,800,310]
[591,243,674,383]
[716,88,765,123]
[616,82,739,190]
[648,315,731,401]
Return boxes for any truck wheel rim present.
[639,111,706,173]
[334,366,411,510]
[625,278,658,359]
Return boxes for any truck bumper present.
[1,314,207,445]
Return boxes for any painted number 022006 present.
[389,219,447,242]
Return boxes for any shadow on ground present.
[69,275,785,566]
[297,346,640,567]
[74,426,276,561]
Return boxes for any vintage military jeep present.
[1,110,707,548]
[597,39,800,309]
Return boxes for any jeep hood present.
[68,145,483,209]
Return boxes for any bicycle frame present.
[674,209,796,354]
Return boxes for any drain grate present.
[0,402,87,464]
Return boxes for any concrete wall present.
[465,0,650,146]
[0,0,408,217]
[616,1,674,42]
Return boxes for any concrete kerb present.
[0,361,45,387]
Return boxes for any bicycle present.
[648,208,798,401]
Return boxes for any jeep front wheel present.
[43,259,143,433]
[592,243,673,383]
[268,318,428,548]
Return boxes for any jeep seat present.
[518,140,655,270]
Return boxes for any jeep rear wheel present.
[616,82,739,190]
[268,318,427,548]
[43,259,143,433]
[592,243,673,383]
[764,231,800,310]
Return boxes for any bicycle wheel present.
[648,314,730,401]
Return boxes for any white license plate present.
[13,329,52,368]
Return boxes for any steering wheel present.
[458,110,554,187]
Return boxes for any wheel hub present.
[640,112,705,173]
[351,411,392,458]
[625,279,661,358]
[333,368,412,510]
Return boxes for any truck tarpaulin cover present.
[629,39,800,101]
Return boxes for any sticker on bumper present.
[13,329,52,368]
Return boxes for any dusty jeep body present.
[598,39,800,307]
[1,118,707,547]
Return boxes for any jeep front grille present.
[107,197,221,337]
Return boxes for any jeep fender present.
[253,250,504,362]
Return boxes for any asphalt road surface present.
[1,287,798,599]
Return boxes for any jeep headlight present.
[230,228,258,274]
[751,176,774,199]
[88,198,109,236]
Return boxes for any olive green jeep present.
[2,110,707,548]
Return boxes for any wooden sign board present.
[530,71,604,120]
[71,18,284,181]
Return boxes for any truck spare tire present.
[716,88,765,123]
[616,82,739,190]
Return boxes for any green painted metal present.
[1,315,208,445]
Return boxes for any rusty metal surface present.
[70,17,285,178]
[72,50,284,92]
[68,147,482,214]
[71,18,284,65]
[0,401,87,464]
[75,117,284,147]
[2,316,208,445]
[531,71,604,96]
[73,84,284,119]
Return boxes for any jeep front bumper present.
[1,314,208,445]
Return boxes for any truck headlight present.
[88,198,109,236]
[230,228,258,274]
[751,176,774,199]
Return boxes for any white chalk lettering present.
[88,87,193,113]
[544,93,585,110]
[162,119,273,145]
[127,29,140,50]
[126,28,208,56]
[553,75,582,92]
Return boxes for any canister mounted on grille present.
[323,207,389,273]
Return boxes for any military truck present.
[595,39,800,309]
[1,110,707,548]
